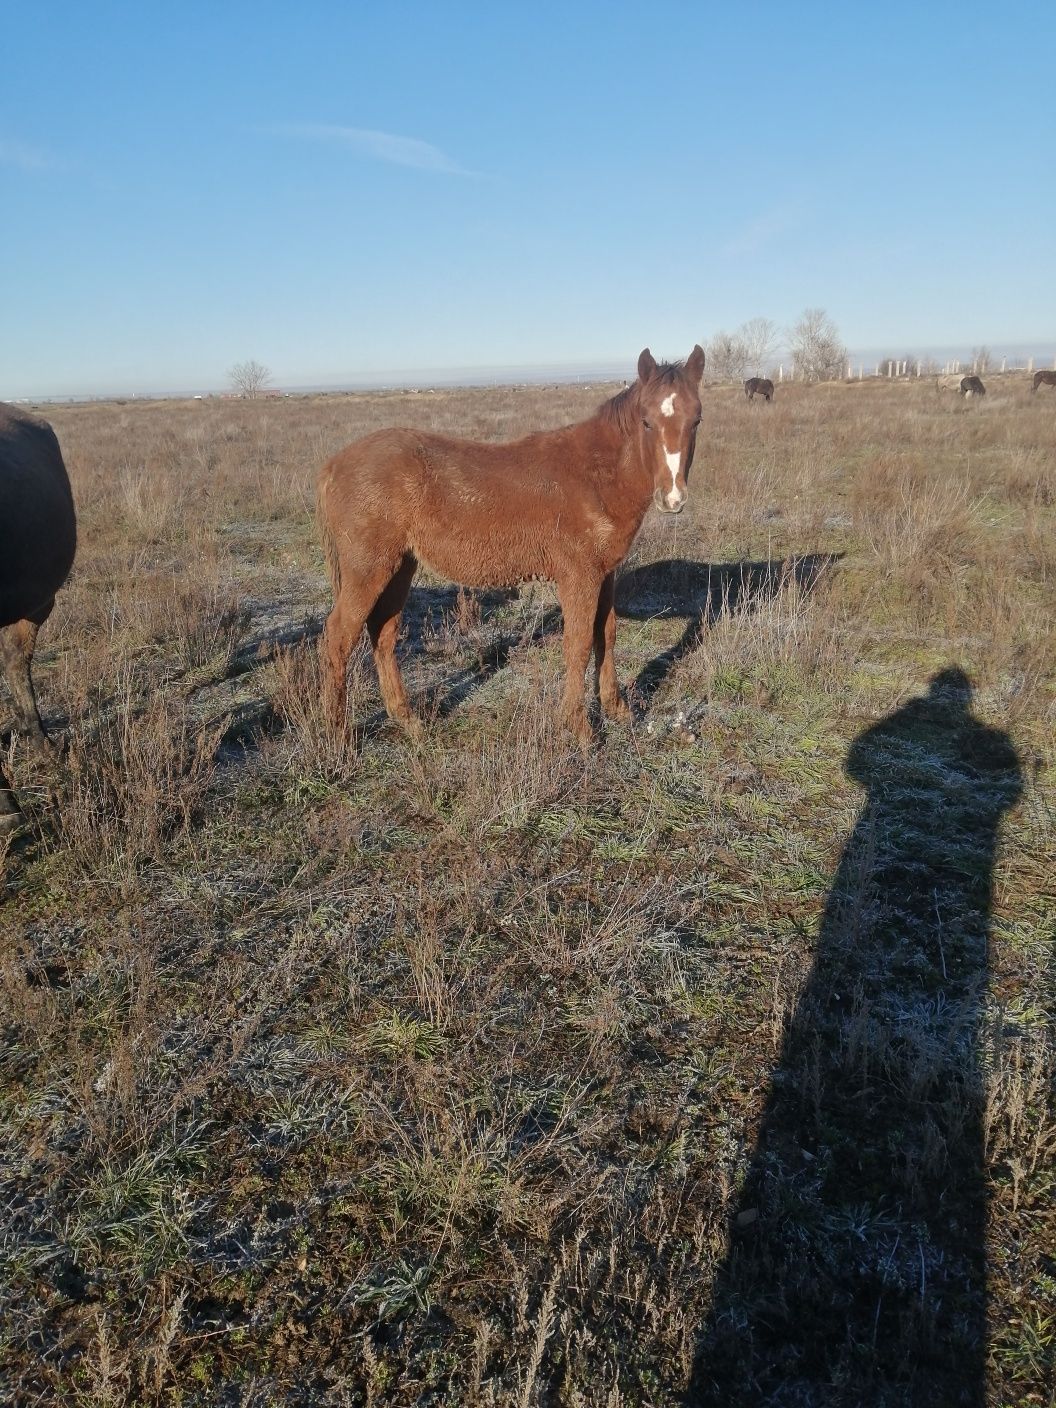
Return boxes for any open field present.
[2,374,1054,1406]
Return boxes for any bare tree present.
[971,346,992,374]
[707,330,750,381]
[788,308,847,383]
[228,359,272,398]
[739,317,781,375]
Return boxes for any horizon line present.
[7,340,1056,403]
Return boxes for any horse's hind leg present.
[0,609,55,761]
[593,572,629,723]
[367,553,419,737]
[321,569,392,732]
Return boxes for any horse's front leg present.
[0,615,55,762]
[557,576,601,748]
[593,572,630,723]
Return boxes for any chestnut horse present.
[1032,370,1056,393]
[317,345,705,745]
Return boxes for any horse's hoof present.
[31,736,64,772]
[401,715,425,745]
[602,697,632,724]
[569,720,596,753]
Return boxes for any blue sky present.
[3,1,1054,396]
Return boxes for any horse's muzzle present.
[654,490,687,515]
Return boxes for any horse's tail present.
[316,469,341,600]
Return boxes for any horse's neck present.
[582,416,652,519]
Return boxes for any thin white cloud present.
[0,137,52,171]
[264,123,478,176]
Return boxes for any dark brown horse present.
[744,376,774,403]
[318,345,706,746]
[1,404,77,829]
[960,375,986,397]
[1032,369,1056,393]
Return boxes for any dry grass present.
[1,374,1053,1405]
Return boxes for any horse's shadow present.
[403,585,562,722]
[219,556,839,750]
[616,553,841,703]
[217,584,562,752]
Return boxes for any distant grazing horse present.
[937,374,964,393]
[744,377,774,403]
[1,404,77,830]
[1032,370,1056,393]
[960,375,986,397]
[317,345,706,746]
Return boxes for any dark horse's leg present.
[0,765,19,830]
[1,605,55,760]
[557,572,602,748]
[593,571,629,723]
[0,726,20,830]
[366,553,420,737]
[0,603,58,832]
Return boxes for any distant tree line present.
[705,309,848,383]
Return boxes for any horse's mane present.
[597,361,686,435]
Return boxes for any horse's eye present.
[693,418,701,428]
[642,418,652,431]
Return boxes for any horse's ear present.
[686,344,706,383]
[637,348,658,384]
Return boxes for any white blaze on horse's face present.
[644,384,700,515]
[663,447,682,508]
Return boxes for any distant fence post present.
[778,364,783,381]
[1001,357,1007,373]
[1028,357,1034,373]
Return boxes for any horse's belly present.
[416,537,552,590]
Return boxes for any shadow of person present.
[686,668,1022,1407]
[615,554,840,705]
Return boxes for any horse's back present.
[320,423,579,515]
[318,420,612,590]
[0,405,77,625]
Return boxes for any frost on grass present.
[1,378,1053,1404]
